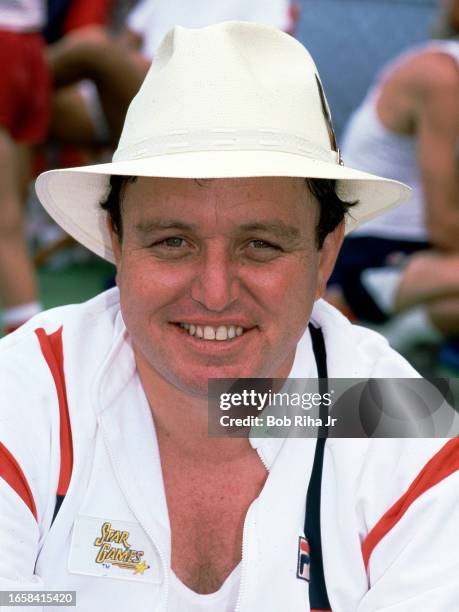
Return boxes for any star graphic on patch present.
[133,561,149,575]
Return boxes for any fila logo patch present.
[297,535,310,582]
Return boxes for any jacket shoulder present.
[311,299,418,377]
[0,289,121,528]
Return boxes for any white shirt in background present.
[128,0,291,59]
[0,0,45,31]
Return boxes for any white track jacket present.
[0,289,457,611]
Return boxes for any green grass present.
[37,259,116,309]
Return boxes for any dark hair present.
[305,177,357,247]
[100,175,357,248]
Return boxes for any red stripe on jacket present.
[362,438,459,570]
[35,327,73,496]
[0,442,38,520]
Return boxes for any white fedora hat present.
[36,21,410,263]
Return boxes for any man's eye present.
[245,239,283,260]
[158,237,186,248]
[249,239,277,249]
[149,236,192,259]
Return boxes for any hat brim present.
[35,150,411,264]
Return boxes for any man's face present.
[110,177,343,397]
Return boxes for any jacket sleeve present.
[357,439,459,611]
[0,330,61,607]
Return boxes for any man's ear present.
[315,221,345,300]
[106,215,122,269]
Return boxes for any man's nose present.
[190,244,239,312]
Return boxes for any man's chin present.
[171,365,260,398]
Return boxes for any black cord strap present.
[305,323,331,610]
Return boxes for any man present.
[327,23,459,333]
[0,23,457,611]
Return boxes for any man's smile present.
[169,319,258,350]
[177,322,246,341]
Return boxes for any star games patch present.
[69,516,161,583]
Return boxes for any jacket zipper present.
[235,446,271,611]
[256,444,271,472]
[234,500,255,612]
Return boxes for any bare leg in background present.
[0,129,38,309]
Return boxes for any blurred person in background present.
[44,0,115,150]
[45,0,142,150]
[0,0,50,333]
[30,0,146,270]
[44,0,112,45]
[121,0,300,59]
[327,1,459,351]
[46,0,300,149]
[432,0,459,40]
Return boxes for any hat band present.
[113,129,339,165]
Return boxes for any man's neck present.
[134,352,254,462]
[133,345,296,462]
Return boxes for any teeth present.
[204,326,215,340]
[215,326,227,341]
[178,323,246,341]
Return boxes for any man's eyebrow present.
[134,219,200,234]
[238,222,301,240]
[134,219,302,240]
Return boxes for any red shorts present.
[0,31,51,144]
